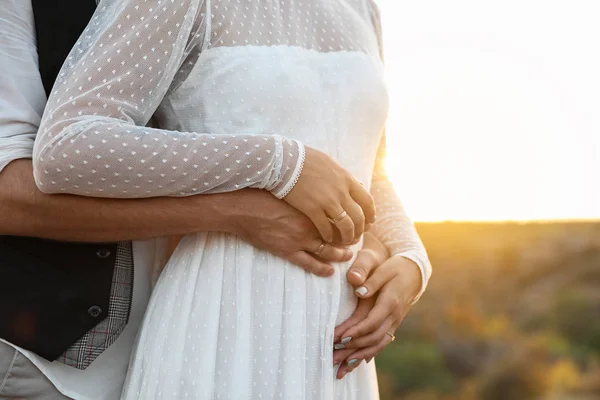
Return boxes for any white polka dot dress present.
[32,0,432,399]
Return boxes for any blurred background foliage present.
[377,222,600,400]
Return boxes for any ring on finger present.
[386,331,396,342]
[313,240,326,257]
[328,210,348,225]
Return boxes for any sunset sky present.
[378,0,600,222]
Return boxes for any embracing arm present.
[0,158,240,242]
[0,155,350,275]
[33,0,302,199]
[0,158,347,276]
[0,0,349,274]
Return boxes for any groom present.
[0,1,417,399]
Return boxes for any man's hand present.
[225,189,353,277]
[332,233,423,378]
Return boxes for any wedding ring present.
[328,210,348,225]
[313,241,326,257]
[386,331,396,342]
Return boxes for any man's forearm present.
[0,159,241,242]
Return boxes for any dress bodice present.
[158,45,389,186]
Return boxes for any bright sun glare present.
[378,0,600,222]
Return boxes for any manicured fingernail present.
[341,336,352,344]
[349,271,362,281]
[334,343,345,350]
[347,359,359,367]
[372,215,377,223]
[355,286,368,297]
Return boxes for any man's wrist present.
[189,191,244,236]
[200,189,273,237]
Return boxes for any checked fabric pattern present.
[56,242,134,370]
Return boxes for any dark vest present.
[33,0,98,96]
[0,0,119,361]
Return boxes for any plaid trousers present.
[56,242,134,370]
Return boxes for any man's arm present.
[0,133,346,269]
[0,1,348,275]
[0,158,348,274]
[1,158,236,241]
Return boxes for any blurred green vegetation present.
[377,222,600,400]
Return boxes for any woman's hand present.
[283,147,376,245]
[331,233,388,374]
[332,239,423,378]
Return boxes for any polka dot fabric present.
[33,0,304,198]
[371,133,432,302]
[31,0,431,399]
[32,0,381,198]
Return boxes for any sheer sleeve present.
[367,1,431,301]
[369,133,432,301]
[32,0,303,198]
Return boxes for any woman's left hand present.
[332,249,423,379]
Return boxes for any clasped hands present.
[228,189,422,380]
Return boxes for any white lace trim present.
[272,140,305,199]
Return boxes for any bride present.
[33,0,431,398]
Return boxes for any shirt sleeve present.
[33,0,304,198]
[367,0,432,301]
[0,0,47,174]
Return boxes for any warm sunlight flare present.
[378,0,600,222]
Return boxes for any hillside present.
[377,222,600,400]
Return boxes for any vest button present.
[96,248,111,259]
[88,306,103,318]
